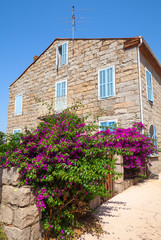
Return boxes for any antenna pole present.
[72,5,75,39]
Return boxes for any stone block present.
[4,226,31,240]
[114,183,124,194]
[1,204,13,224]
[2,185,31,207]
[13,205,40,229]
[31,222,43,240]
[2,167,20,186]
[89,196,101,209]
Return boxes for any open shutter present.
[56,45,59,70]
[15,95,22,114]
[146,70,153,102]
[153,125,157,147]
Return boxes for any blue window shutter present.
[100,122,108,131]
[99,67,114,99]
[15,95,22,114]
[108,121,116,132]
[61,43,67,66]
[107,67,114,97]
[146,70,153,102]
[99,69,106,98]
[153,125,157,147]
[56,45,59,70]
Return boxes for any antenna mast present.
[72,5,75,39]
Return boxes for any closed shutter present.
[15,94,22,115]
[99,67,114,99]
[100,122,108,131]
[107,121,116,131]
[146,70,153,102]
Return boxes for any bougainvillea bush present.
[0,110,156,239]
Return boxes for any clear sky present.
[0,0,161,133]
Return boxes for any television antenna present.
[58,5,95,39]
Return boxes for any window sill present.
[98,95,116,100]
[14,113,22,116]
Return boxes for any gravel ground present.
[79,174,161,240]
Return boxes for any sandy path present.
[79,174,161,240]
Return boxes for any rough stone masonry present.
[0,167,42,240]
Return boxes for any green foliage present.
[0,223,7,240]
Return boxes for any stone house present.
[7,36,161,173]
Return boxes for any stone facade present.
[7,37,161,173]
[0,168,42,240]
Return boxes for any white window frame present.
[98,66,115,100]
[145,68,153,103]
[13,129,21,134]
[14,94,23,115]
[56,42,68,68]
[55,79,67,112]
[99,119,117,131]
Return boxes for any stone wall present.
[114,155,138,194]
[0,168,42,240]
[140,53,161,173]
[7,38,140,134]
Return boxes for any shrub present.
[0,110,156,239]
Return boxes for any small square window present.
[99,120,116,132]
[13,129,21,134]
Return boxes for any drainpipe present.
[137,36,144,133]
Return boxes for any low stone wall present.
[0,167,42,240]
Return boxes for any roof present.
[124,37,161,78]
[9,37,161,87]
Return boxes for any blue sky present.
[0,0,161,133]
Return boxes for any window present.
[146,69,153,102]
[99,120,116,132]
[98,66,115,99]
[56,42,68,69]
[15,94,22,115]
[13,129,21,134]
[55,80,67,112]
[149,125,157,147]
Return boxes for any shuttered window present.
[146,69,153,102]
[56,42,68,69]
[55,80,67,112]
[15,94,22,115]
[99,67,114,99]
[100,120,116,132]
